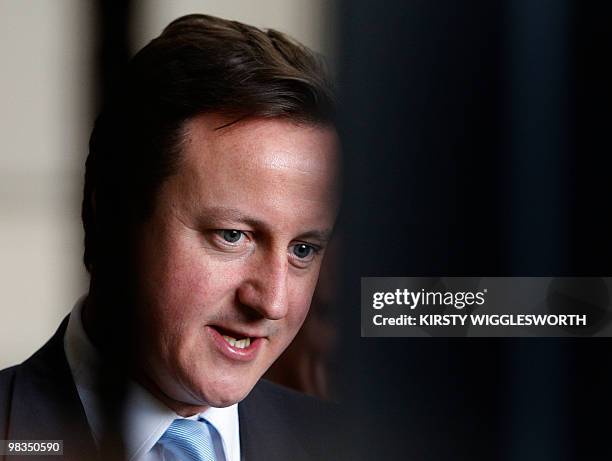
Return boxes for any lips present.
[207,325,264,361]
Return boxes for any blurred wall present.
[0,0,334,369]
[0,0,93,369]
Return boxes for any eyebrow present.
[294,229,334,245]
[196,206,333,244]
[198,206,265,227]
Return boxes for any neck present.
[81,295,100,348]
[132,370,210,417]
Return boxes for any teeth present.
[222,335,251,349]
[222,335,236,347]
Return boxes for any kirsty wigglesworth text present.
[373,313,587,327]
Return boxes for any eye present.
[208,229,252,254]
[218,229,244,244]
[290,243,317,261]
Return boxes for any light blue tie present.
[157,417,222,461]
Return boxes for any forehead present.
[181,114,338,172]
[168,114,340,225]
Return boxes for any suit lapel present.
[7,317,98,460]
[238,381,312,461]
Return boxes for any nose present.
[237,251,289,320]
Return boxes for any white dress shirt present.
[63,297,241,461]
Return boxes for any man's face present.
[132,114,339,409]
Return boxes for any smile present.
[207,325,264,361]
[222,335,251,349]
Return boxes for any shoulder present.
[248,379,340,421]
[0,364,18,395]
[240,380,348,460]
[0,365,18,438]
[0,319,97,459]
[0,326,67,440]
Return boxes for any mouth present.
[207,325,264,361]
[221,335,251,349]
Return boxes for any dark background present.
[337,1,612,460]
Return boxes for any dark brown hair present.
[82,14,335,273]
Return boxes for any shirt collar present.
[63,297,240,461]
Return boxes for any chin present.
[187,375,257,408]
[198,386,252,408]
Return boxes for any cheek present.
[145,245,253,330]
[285,275,320,331]
[136,235,212,328]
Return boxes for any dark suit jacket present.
[0,318,345,461]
